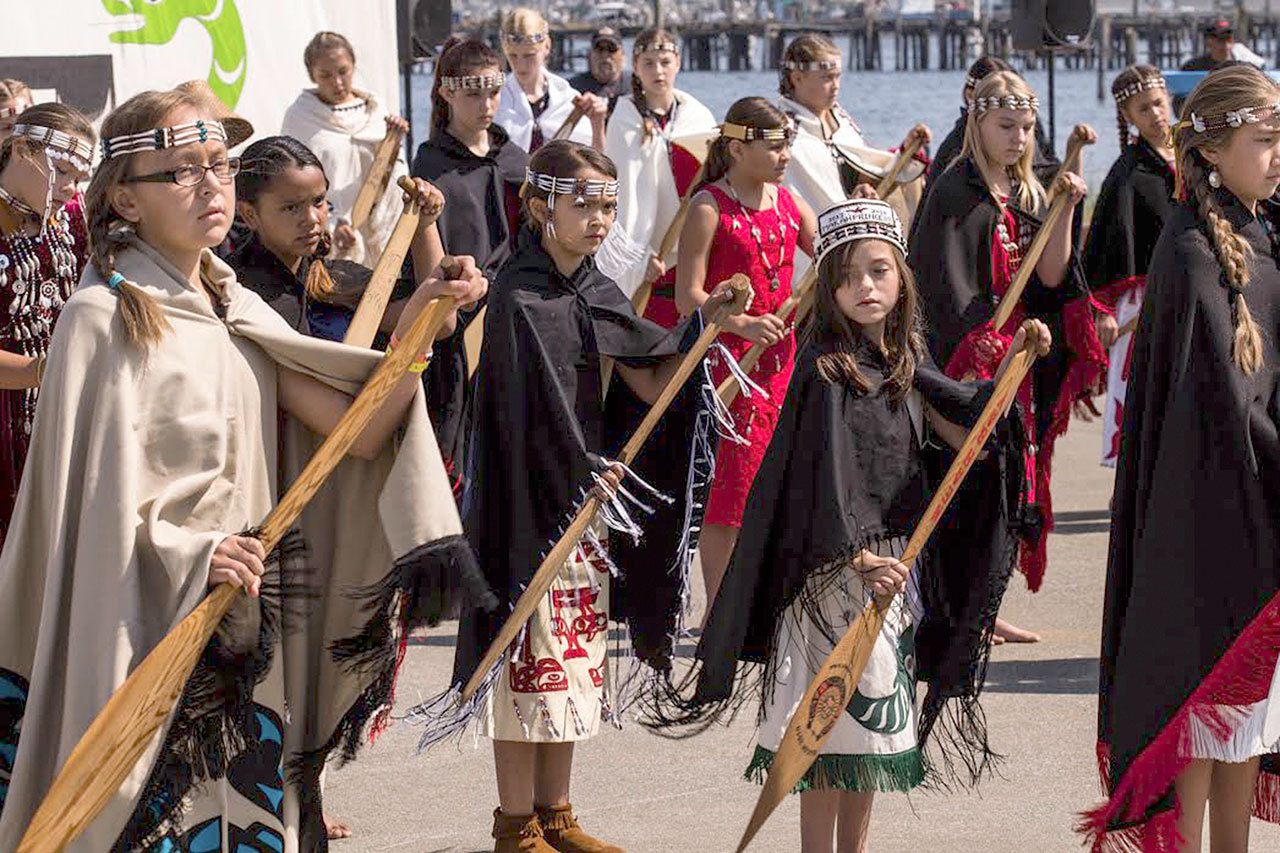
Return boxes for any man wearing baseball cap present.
[568,27,632,116]
[1181,19,1236,71]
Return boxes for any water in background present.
[408,66,1128,196]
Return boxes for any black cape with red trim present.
[449,227,714,691]
[1081,138,1175,303]
[1084,192,1280,850]
[411,124,528,487]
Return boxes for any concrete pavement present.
[326,417,1280,852]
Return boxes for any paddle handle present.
[874,133,925,199]
[16,294,457,853]
[459,274,752,701]
[1117,315,1139,339]
[344,176,423,349]
[989,192,1072,332]
[553,106,587,141]
[716,266,817,407]
[632,162,709,318]
[1046,132,1092,205]
[351,124,405,230]
[733,335,1039,853]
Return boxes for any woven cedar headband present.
[439,73,505,91]
[814,198,906,264]
[100,119,228,160]
[720,121,794,142]
[1181,102,1280,133]
[1114,75,1166,105]
[11,124,94,172]
[783,59,840,71]
[524,168,620,197]
[969,94,1039,114]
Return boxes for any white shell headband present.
[1114,74,1167,105]
[720,122,794,143]
[814,199,907,264]
[524,168,619,198]
[439,73,504,91]
[1183,102,1280,133]
[503,32,546,45]
[637,42,679,55]
[969,94,1039,114]
[11,124,94,172]
[100,118,228,160]
[783,59,840,72]
[964,72,982,90]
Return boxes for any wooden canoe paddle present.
[631,161,708,319]
[553,105,587,142]
[873,132,926,200]
[1045,130,1093,206]
[344,176,433,349]
[350,123,406,231]
[716,266,818,408]
[17,282,463,853]
[733,329,1042,852]
[990,190,1072,332]
[459,274,752,702]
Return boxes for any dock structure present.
[464,12,1280,76]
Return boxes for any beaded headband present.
[1181,102,1280,133]
[783,59,840,72]
[100,118,228,160]
[637,41,679,55]
[969,94,1039,114]
[814,199,907,264]
[964,72,981,90]
[0,104,23,121]
[11,124,94,172]
[1114,74,1166,105]
[440,73,504,91]
[503,31,547,45]
[720,121,794,143]
[524,168,619,198]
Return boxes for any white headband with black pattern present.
[720,122,794,143]
[440,73,505,91]
[100,118,228,160]
[814,199,907,264]
[1183,102,1280,133]
[12,124,94,172]
[638,41,679,55]
[783,59,840,72]
[524,168,619,198]
[1114,74,1167,105]
[969,94,1039,114]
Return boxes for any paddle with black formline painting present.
[16,263,467,853]
[732,321,1048,852]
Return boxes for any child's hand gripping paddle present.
[732,324,1045,853]
[16,270,465,853]
[459,274,753,702]
[345,176,441,348]
[350,122,407,231]
[716,266,818,407]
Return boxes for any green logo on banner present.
[102,0,247,108]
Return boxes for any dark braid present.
[1116,104,1131,149]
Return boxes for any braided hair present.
[1174,65,1278,374]
[1111,64,1164,149]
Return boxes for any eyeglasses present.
[123,157,241,187]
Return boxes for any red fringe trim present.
[1078,589,1280,851]
[1092,275,1146,313]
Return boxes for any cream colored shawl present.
[0,239,480,851]
[495,71,592,153]
[281,89,410,266]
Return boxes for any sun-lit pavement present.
[326,417,1280,852]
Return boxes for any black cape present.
[1087,192,1280,846]
[920,110,1058,215]
[645,334,1026,784]
[447,227,715,695]
[411,124,528,482]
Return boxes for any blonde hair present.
[502,8,548,41]
[961,71,1046,213]
[83,90,211,349]
[1175,64,1280,374]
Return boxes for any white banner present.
[0,0,402,143]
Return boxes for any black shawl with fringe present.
[647,335,1026,783]
[1085,193,1280,848]
[450,227,714,689]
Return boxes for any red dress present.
[695,184,801,528]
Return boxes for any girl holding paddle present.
[658,198,1047,853]
[282,31,411,266]
[603,27,717,302]
[908,71,1104,642]
[0,86,487,852]
[673,97,817,609]
[1083,65,1176,469]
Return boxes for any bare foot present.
[990,633,1006,646]
[325,814,352,840]
[994,617,1041,644]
